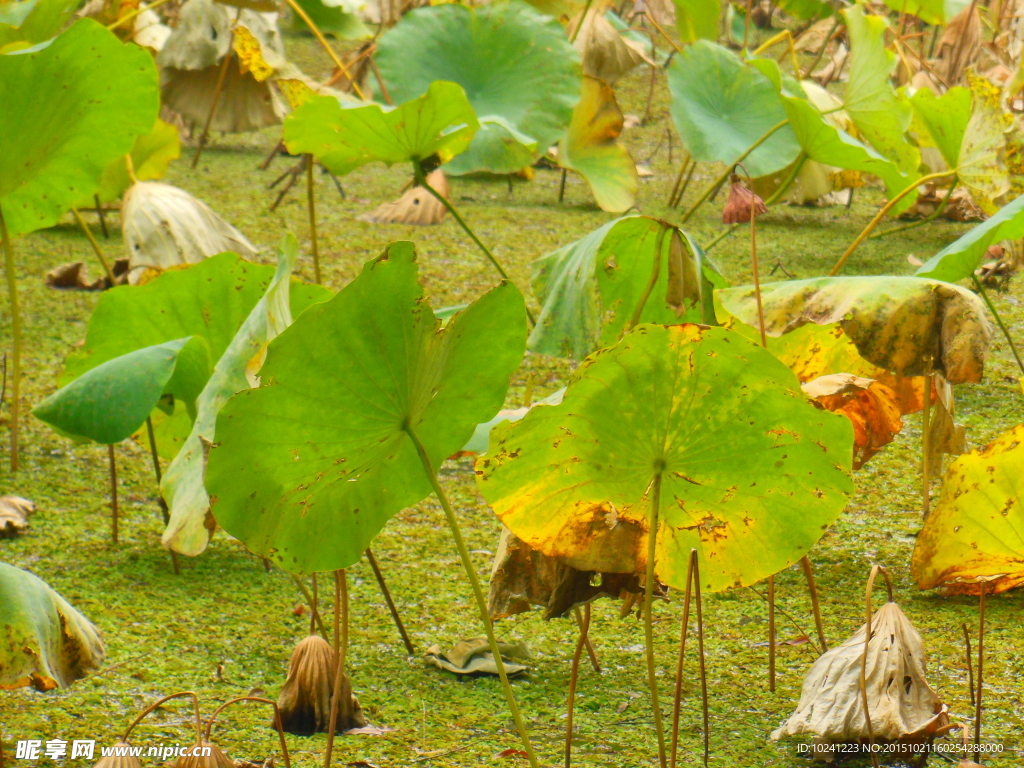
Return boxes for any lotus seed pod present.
[722,174,767,224]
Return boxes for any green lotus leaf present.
[374,1,582,175]
[528,216,722,359]
[0,561,105,691]
[915,194,1024,283]
[95,118,181,204]
[717,275,991,383]
[775,0,833,20]
[33,336,211,445]
[668,40,800,178]
[557,75,637,213]
[283,82,478,177]
[842,6,919,176]
[910,87,969,170]
[205,242,527,574]
[912,423,1024,594]
[673,0,719,43]
[161,236,310,556]
[289,0,370,39]
[0,19,159,237]
[0,0,77,49]
[477,323,854,592]
[880,0,967,25]
[957,73,1013,215]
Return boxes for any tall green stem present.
[681,120,790,223]
[306,155,321,284]
[404,424,539,768]
[72,207,115,284]
[0,204,19,472]
[972,274,1024,375]
[414,166,536,326]
[644,472,668,768]
[870,177,959,240]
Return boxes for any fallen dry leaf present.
[46,259,131,291]
[0,496,34,539]
[425,637,530,677]
[359,170,448,226]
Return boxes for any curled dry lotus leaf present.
[156,0,285,132]
[359,170,448,226]
[0,561,105,690]
[489,528,646,620]
[0,496,34,538]
[926,375,967,471]
[121,181,257,283]
[912,423,1024,594]
[567,1,651,83]
[478,323,854,593]
[772,600,949,743]
[528,216,720,360]
[935,2,982,86]
[801,373,902,469]
[277,634,366,734]
[206,242,527,573]
[92,742,142,768]
[425,636,530,676]
[374,1,581,175]
[0,18,159,237]
[557,75,638,214]
[717,276,992,384]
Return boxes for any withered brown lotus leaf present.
[936,2,982,85]
[92,742,142,768]
[0,496,34,539]
[277,634,366,734]
[360,170,449,226]
[488,528,647,620]
[426,637,530,676]
[801,373,903,469]
[172,742,233,768]
[772,601,949,744]
[722,174,767,224]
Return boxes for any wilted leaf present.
[935,1,981,85]
[0,18,159,236]
[568,4,651,83]
[122,182,257,283]
[0,496,33,538]
[375,2,581,175]
[957,74,1014,215]
[284,82,478,178]
[772,598,949,742]
[359,170,448,226]
[162,236,304,556]
[926,375,967,472]
[912,423,1024,594]
[717,276,992,383]
[478,323,854,592]
[557,75,638,213]
[528,216,720,359]
[0,561,105,690]
[34,336,211,445]
[232,22,277,81]
[802,373,903,469]
[842,6,919,176]
[206,243,527,573]
[668,41,800,178]
[426,637,530,676]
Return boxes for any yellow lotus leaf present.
[958,73,1013,215]
[912,424,1024,595]
[232,23,275,82]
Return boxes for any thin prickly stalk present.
[94,194,109,239]
[643,472,668,768]
[306,155,321,284]
[800,556,828,652]
[692,551,709,768]
[975,582,986,748]
[564,603,591,768]
[143,418,180,573]
[192,19,237,170]
[414,165,537,326]
[324,568,348,768]
[291,574,329,639]
[972,274,1024,376]
[71,207,115,285]
[829,170,955,276]
[365,548,415,655]
[668,552,695,768]
[768,575,776,692]
[962,622,976,707]
[0,204,20,472]
[108,444,119,544]
[404,424,540,768]
[574,607,601,673]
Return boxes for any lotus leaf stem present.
[569,0,594,43]
[668,551,695,768]
[681,119,790,224]
[626,226,668,334]
[800,17,841,79]
[922,376,932,518]
[94,194,109,239]
[123,691,202,743]
[971,274,1024,376]
[801,556,828,652]
[282,0,366,99]
[563,602,590,768]
[574,606,601,673]
[0,204,20,472]
[205,697,291,768]
[962,622,975,707]
[414,165,537,326]
[828,170,955,276]
[975,582,986,747]
[108,444,119,544]
[870,177,959,240]
[404,424,540,768]
[693,552,708,767]
[192,21,237,170]
[643,472,668,768]
[324,568,348,768]
[365,548,415,655]
[290,574,330,640]
[305,155,321,284]
[71,207,115,284]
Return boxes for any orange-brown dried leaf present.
[802,373,903,468]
